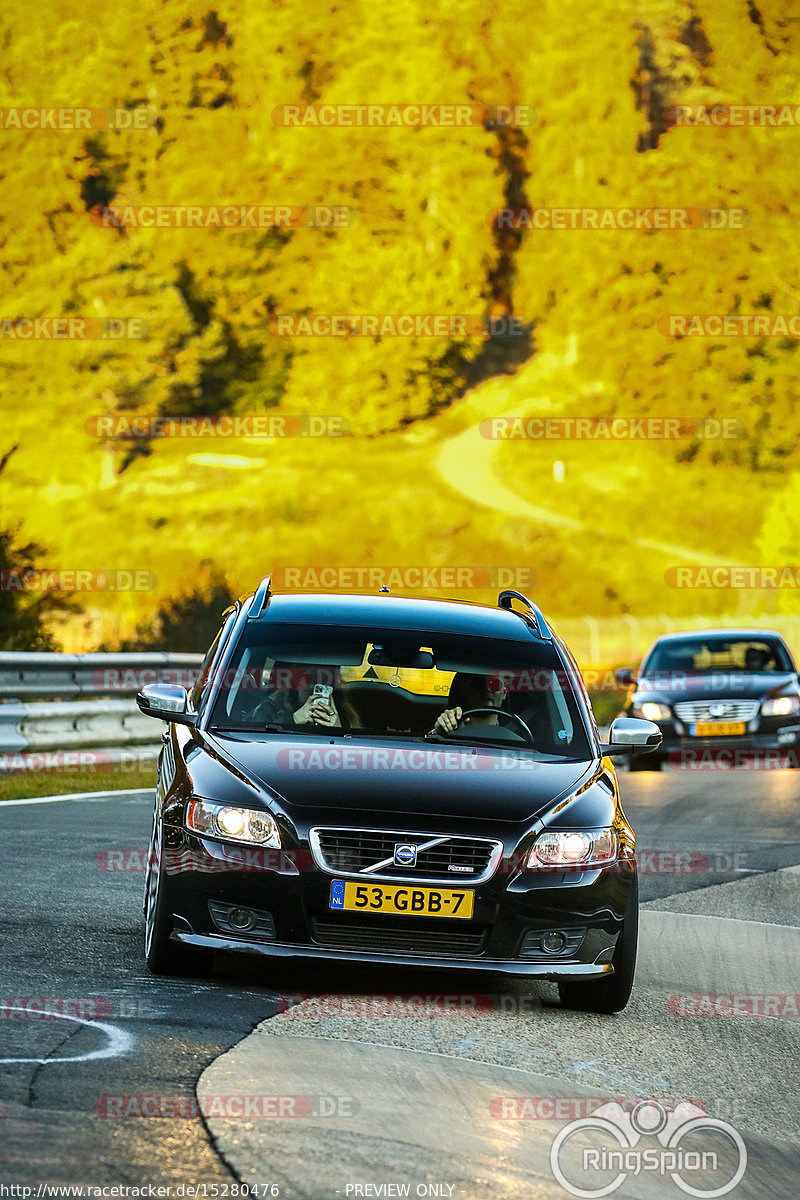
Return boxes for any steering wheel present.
[456,707,535,744]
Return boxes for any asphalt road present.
[1,766,798,1191]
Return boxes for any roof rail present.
[497,590,552,640]
[248,575,272,619]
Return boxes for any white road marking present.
[0,1003,135,1065]
[0,788,150,808]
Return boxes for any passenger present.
[260,664,359,729]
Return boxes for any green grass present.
[0,765,155,802]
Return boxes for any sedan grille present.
[673,700,760,723]
[310,827,501,884]
[311,917,487,957]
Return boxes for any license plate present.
[690,721,746,737]
[329,880,474,919]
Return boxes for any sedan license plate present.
[690,721,746,737]
[329,880,474,919]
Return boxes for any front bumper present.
[160,829,634,980]
[655,725,800,761]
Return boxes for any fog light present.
[229,907,255,931]
[541,930,567,954]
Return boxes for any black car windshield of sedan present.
[207,622,592,759]
[643,637,794,676]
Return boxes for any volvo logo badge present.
[394,843,417,866]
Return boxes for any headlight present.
[186,798,281,847]
[762,696,800,717]
[527,828,617,870]
[634,702,671,721]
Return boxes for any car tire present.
[629,754,663,772]
[144,820,211,977]
[558,875,638,1014]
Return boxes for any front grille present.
[673,700,760,723]
[311,917,488,957]
[310,827,501,884]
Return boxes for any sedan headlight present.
[186,798,281,847]
[527,828,617,870]
[634,702,671,722]
[761,695,800,717]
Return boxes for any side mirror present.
[614,668,636,687]
[600,716,662,757]
[136,684,197,726]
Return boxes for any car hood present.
[636,672,797,703]
[204,732,594,825]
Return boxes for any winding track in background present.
[434,394,740,568]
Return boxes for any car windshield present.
[207,621,592,759]
[642,636,793,676]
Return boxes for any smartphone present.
[312,684,333,702]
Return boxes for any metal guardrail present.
[0,652,203,701]
[0,652,203,762]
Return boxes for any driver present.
[430,673,509,737]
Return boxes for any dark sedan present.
[617,628,800,770]
[137,579,661,1013]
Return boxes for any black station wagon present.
[137,579,661,1013]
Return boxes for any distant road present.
[434,396,740,568]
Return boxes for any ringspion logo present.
[550,1100,747,1198]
